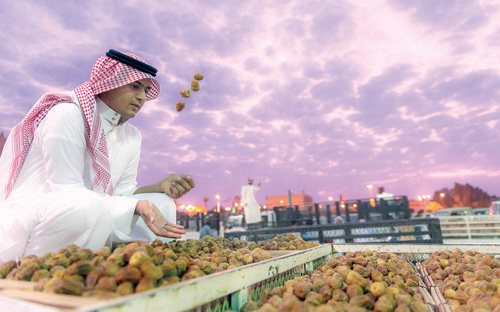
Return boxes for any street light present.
[215,194,222,237]
[418,194,431,201]
[328,196,333,201]
[440,193,445,198]
[366,184,374,198]
[215,194,220,213]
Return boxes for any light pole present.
[366,184,374,198]
[215,194,222,237]
[215,194,220,213]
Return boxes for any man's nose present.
[137,90,146,102]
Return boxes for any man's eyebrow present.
[134,81,151,89]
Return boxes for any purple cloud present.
[0,0,499,207]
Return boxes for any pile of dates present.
[257,234,320,251]
[422,248,500,311]
[241,249,428,312]
[0,236,272,299]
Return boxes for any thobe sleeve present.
[38,104,139,236]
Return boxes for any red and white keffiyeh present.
[4,51,160,199]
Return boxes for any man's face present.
[248,180,253,185]
[98,78,151,119]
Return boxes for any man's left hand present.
[135,200,186,238]
[157,174,195,199]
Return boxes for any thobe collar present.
[95,96,123,137]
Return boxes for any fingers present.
[161,174,195,199]
[169,185,180,199]
[164,224,186,235]
[141,202,186,239]
[177,178,192,192]
[172,180,186,194]
[182,175,196,188]
[156,224,185,238]
[172,174,195,189]
[164,232,183,239]
[169,179,191,199]
[146,222,163,236]
[169,185,184,199]
[146,219,185,238]
[165,220,185,230]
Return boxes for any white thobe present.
[241,184,261,224]
[0,92,175,262]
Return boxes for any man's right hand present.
[157,174,195,199]
[135,200,186,239]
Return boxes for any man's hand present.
[157,174,195,199]
[135,200,186,239]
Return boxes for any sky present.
[0,0,499,209]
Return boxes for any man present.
[241,178,262,227]
[199,222,213,238]
[332,216,345,244]
[0,50,194,262]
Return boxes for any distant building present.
[0,132,6,157]
[266,193,308,210]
